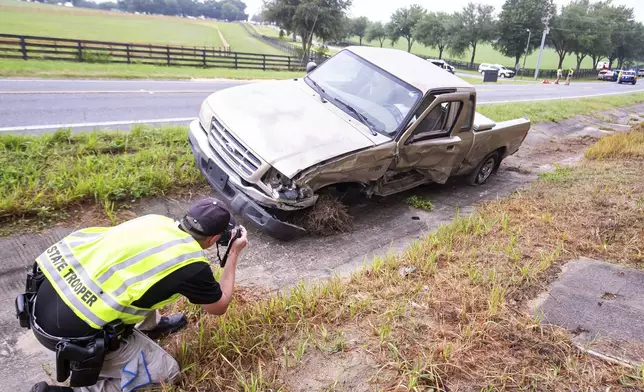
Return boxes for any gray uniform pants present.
[73,311,180,392]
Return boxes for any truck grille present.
[209,117,262,177]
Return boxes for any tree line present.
[261,0,644,70]
[33,0,248,21]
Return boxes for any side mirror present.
[306,61,317,73]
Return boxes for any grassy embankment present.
[0,58,303,79]
[163,123,644,390]
[1,93,643,229]
[0,0,223,47]
[0,0,288,79]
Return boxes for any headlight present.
[199,100,214,129]
[263,168,313,201]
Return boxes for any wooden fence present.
[0,33,313,71]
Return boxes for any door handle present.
[446,145,455,151]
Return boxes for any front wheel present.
[466,151,499,186]
[633,81,637,85]
[500,73,505,78]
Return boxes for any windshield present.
[624,71,635,75]
[306,50,422,137]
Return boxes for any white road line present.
[0,118,194,133]
[479,88,644,105]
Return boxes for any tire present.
[618,80,622,84]
[466,151,500,186]
[633,81,637,85]
[500,73,505,78]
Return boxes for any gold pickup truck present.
[188,46,531,240]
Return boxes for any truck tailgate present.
[466,117,531,170]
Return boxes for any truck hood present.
[205,79,375,179]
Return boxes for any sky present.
[245,0,643,23]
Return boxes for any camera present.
[217,225,241,246]
[216,225,242,268]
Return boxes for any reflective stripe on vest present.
[36,215,209,329]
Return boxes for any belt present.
[31,309,103,352]
[17,264,130,387]
[29,294,130,352]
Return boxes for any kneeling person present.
[24,198,247,392]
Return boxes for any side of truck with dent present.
[188,46,531,240]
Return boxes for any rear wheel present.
[466,152,500,186]
[633,80,637,85]
[500,73,505,78]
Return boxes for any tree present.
[548,6,574,69]
[328,15,351,43]
[220,0,247,20]
[615,20,644,69]
[251,12,266,22]
[366,21,387,47]
[263,0,352,60]
[98,1,118,9]
[581,1,613,70]
[385,21,397,46]
[600,5,644,69]
[112,0,249,18]
[561,0,596,72]
[350,16,370,45]
[413,12,454,59]
[388,4,426,52]
[594,3,634,68]
[451,2,496,67]
[493,0,554,67]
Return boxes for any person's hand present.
[230,226,248,255]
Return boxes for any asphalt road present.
[1,78,644,133]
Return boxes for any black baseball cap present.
[180,197,236,237]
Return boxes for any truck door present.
[393,91,475,184]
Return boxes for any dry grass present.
[161,126,644,391]
[295,194,354,236]
[586,123,644,160]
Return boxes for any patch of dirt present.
[504,166,533,175]
[283,327,396,392]
[234,285,272,306]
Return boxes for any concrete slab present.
[532,258,644,366]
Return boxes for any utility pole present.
[522,29,531,76]
[534,13,552,80]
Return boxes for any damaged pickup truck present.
[188,46,531,240]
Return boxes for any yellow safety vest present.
[36,215,209,329]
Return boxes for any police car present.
[618,70,637,85]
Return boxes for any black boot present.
[30,382,73,392]
[141,313,187,340]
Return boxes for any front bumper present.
[188,119,305,241]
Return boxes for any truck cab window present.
[409,101,462,142]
